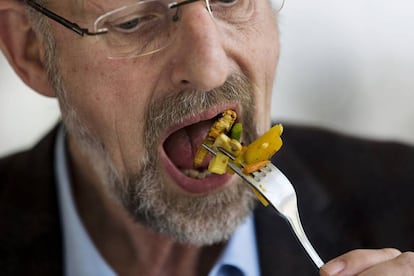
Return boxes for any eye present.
[209,0,242,10]
[117,18,140,31]
[112,15,157,33]
[208,0,254,23]
[212,0,238,5]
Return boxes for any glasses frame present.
[24,0,212,37]
[25,0,284,58]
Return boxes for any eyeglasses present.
[25,0,285,59]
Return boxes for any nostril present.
[181,80,190,84]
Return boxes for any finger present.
[359,252,414,276]
[320,248,401,276]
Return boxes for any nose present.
[168,2,230,91]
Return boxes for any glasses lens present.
[94,1,172,58]
[207,0,283,23]
[93,0,283,59]
[208,0,255,22]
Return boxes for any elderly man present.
[1,0,414,275]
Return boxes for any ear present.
[0,0,55,97]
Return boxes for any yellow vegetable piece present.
[193,110,237,168]
[193,146,209,169]
[212,133,231,150]
[244,124,283,165]
[251,188,269,206]
[226,167,235,175]
[233,146,247,167]
[212,133,242,158]
[208,110,237,139]
[208,152,229,175]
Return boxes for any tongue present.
[164,120,214,169]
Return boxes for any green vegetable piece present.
[230,123,243,141]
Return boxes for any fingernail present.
[321,260,345,275]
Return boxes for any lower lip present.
[159,147,233,194]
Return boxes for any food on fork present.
[193,109,283,175]
[193,109,237,168]
[195,114,325,268]
[244,123,283,167]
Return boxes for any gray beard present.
[117,75,259,244]
[44,34,259,244]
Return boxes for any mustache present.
[143,74,257,151]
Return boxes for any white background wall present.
[1,0,414,157]
[0,55,60,157]
[273,0,414,142]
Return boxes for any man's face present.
[45,0,280,244]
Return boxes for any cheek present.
[245,28,279,130]
[255,13,280,125]
[58,52,154,171]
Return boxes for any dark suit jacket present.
[1,125,414,275]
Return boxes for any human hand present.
[320,248,414,275]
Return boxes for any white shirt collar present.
[54,126,260,276]
[55,126,116,276]
[209,214,261,276]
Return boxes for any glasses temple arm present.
[25,0,106,36]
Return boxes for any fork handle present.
[286,213,325,268]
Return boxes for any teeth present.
[181,168,212,179]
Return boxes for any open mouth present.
[160,107,239,193]
[163,118,214,179]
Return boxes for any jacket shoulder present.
[0,127,63,275]
[279,125,414,192]
[0,125,60,183]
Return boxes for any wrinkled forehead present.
[51,0,278,18]
[42,0,86,16]
[60,0,278,11]
[45,0,130,19]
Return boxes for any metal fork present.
[202,144,325,269]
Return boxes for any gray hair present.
[25,0,49,36]
[24,0,61,98]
